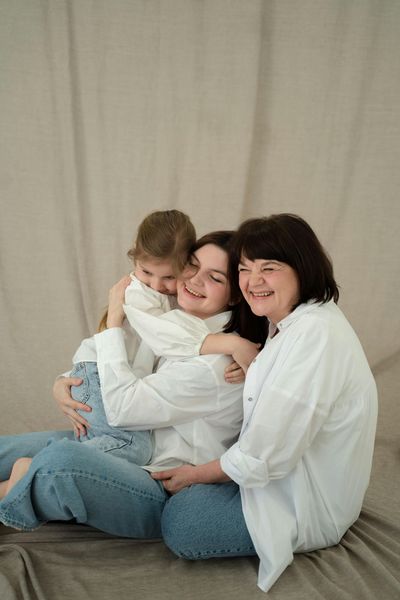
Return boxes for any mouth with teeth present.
[184,284,206,298]
[250,291,273,297]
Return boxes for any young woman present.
[156,214,378,592]
[0,231,260,538]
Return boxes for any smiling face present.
[176,244,231,319]
[238,256,300,324]
[134,258,177,295]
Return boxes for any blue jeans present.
[71,362,152,466]
[0,431,167,536]
[161,482,256,559]
[0,432,256,556]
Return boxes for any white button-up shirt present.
[94,311,243,471]
[220,300,378,592]
[69,277,242,471]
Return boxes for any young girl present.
[66,209,196,445]
[72,209,202,460]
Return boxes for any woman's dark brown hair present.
[191,230,268,345]
[225,214,339,343]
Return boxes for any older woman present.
[156,214,378,592]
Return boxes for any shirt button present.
[248,397,253,402]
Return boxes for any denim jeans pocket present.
[86,434,131,454]
[70,362,90,404]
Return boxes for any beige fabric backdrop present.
[0,0,399,435]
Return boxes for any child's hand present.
[106,275,131,328]
[231,338,260,374]
[224,361,245,384]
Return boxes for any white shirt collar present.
[269,299,327,337]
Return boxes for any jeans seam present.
[42,471,166,503]
[7,470,165,504]
[179,546,256,558]
[102,439,129,452]
[0,512,42,531]
[182,546,255,560]
[0,483,39,529]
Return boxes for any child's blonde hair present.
[127,209,196,274]
[98,210,196,331]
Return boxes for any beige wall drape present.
[1,0,399,434]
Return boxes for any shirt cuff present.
[58,371,71,379]
[220,443,269,488]
[94,327,128,362]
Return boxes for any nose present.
[150,278,165,293]
[182,264,197,279]
[248,268,263,286]
[187,269,204,287]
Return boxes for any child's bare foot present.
[4,457,32,497]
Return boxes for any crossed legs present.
[0,438,167,536]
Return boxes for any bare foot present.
[5,457,32,496]
[0,480,9,500]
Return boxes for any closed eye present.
[210,274,224,283]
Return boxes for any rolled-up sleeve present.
[221,442,269,487]
[72,335,98,364]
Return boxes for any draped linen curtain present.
[1,0,399,434]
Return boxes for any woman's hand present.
[106,275,131,329]
[151,465,198,495]
[231,338,260,374]
[224,360,245,384]
[53,376,91,438]
[151,459,229,494]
